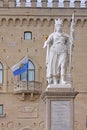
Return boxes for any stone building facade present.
[0,0,87,130]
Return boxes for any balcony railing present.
[14,81,42,94]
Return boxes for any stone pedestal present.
[42,85,78,130]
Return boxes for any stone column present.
[42,85,78,130]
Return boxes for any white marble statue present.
[43,13,75,85]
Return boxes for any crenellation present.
[0,0,86,8]
[53,0,58,8]
[0,0,3,7]
[85,0,87,8]
[32,0,37,8]
[75,0,81,8]
[21,0,26,7]
[9,0,16,7]
[42,0,47,7]
[3,0,9,7]
[64,0,70,8]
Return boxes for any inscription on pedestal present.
[51,101,71,130]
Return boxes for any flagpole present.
[26,48,28,91]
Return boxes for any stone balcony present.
[14,81,42,94]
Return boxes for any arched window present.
[0,62,3,84]
[24,31,32,40]
[20,60,35,81]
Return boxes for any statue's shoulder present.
[48,32,55,38]
[50,32,55,36]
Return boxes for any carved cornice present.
[41,88,79,102]
[0,17,87,27]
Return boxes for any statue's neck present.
[55,31,63,36]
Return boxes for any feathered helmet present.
[54,18,63,32]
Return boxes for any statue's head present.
[54,18,63,32]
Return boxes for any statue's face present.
[55,25,63,32]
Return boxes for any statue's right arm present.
[43,34,53,48]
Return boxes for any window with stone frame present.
[24,31,32,40]
[20,60,35,81]
[0,104,3,115]
[0,62,3,85]
[86,116,87,128]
